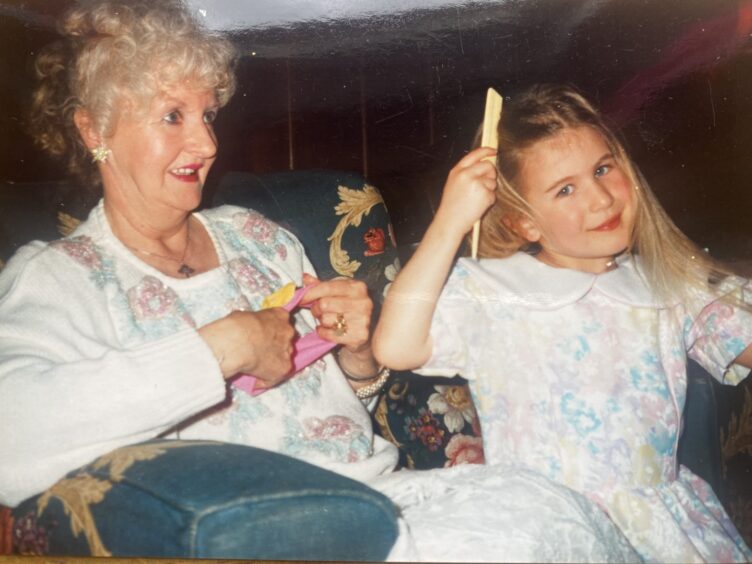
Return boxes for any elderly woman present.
[0,1,646,561]
[1,0,395,530]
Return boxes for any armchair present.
[1,169,749,555]
[0,171,408,560]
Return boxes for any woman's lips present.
[172,172,199,182]
[592,215,621,231]
[170,165,201,183]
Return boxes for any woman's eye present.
[595,164,611,177]
[203,110,218,124]
[556,184,574,197]
[163,110,181,124]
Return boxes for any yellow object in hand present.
[261,282,296,310]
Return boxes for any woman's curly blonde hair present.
[29,0,236,185]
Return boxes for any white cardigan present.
[0,201,396,507]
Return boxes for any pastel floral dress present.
[421,252,752,562]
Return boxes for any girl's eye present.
[595,164,611,177]
[163,110,181,125]
[556,184,574,197]
[203,110,218,124]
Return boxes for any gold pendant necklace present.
[126,222,195,278]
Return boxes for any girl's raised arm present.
[373,147,497,370]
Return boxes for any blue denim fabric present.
[13,440,398,560]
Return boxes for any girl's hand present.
[434,146,498,239]
[198,308,296,388]
[300,273,373,352]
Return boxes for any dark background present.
[1,0,751,259]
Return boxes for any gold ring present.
[333,313,348,336]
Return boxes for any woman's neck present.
[104,198,191,255]
[102,198,221,279]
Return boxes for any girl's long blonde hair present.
[474,83,733,303]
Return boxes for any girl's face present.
[514,125,636,273]
[101,85,219,223]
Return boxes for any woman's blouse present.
[0,201,397,507]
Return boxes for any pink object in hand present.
[231,285,337,395]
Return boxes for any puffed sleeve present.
[685,276,752,385]
[416,260,484,379]
[0,244,227,507]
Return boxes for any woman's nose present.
[188,120,218,159]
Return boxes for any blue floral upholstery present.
[213,170,399,299]
[373,374,484,469]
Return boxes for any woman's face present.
[101,85,219,222]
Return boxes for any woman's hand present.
[434,146,498,240]
[198,308,296,389]
[301,273,373,351]
[301,273,381,380]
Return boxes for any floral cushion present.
[372,372,484,469]
[213,169,399,301]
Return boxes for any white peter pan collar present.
[456,252,675,310]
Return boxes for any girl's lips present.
[592,215,621,231]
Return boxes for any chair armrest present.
[678,360,723,494]
[10,439,398,560]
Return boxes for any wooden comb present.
[471,87,503,259]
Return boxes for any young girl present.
[373,83,752,562]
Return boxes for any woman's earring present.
[91,144,111,164]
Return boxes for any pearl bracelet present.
[337,348,383,381]
[354,367,391,399]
